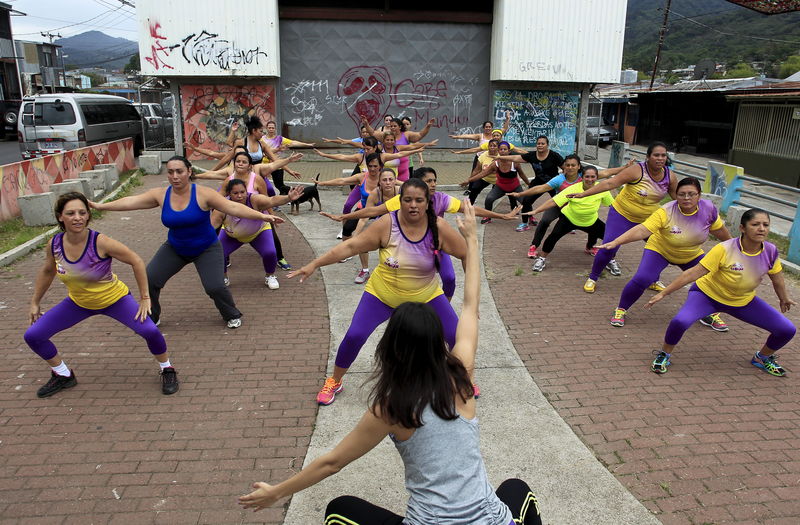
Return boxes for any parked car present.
[18,94,143,160]
[134,102,174,148]
[585,116,618,146]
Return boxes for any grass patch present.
[514,266,524,276]
[0,169,144,255]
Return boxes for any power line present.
[668,7,800,45]
[13,5,123,35]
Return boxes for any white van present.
[18,94,144,160]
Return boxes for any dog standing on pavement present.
[290,174,322,215]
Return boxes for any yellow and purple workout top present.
[697,237,782,307]
[53,229,129,310]
[642,199,724,264]
[364,211,443,308]
[613,161,672,223]
[384,192,461,217]
[223,193,271,243]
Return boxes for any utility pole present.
[40,32,61,44]
[649,0,672,90]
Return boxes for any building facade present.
[137,0,627,159]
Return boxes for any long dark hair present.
[391,117,407,132]
[245,115,263,135]
[369,302,473,428]
[400,178,440,272]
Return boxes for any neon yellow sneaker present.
[610,308,627,327]
[583,278,596,293]
[648,281,666,292]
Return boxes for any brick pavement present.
[483,203,800,525]
[0,174,329,524]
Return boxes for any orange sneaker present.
[316,377,343,405]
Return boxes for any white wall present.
[136,0,280,77]
[490,0,627,83]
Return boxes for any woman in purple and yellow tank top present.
[646,208,795,377]
[24,192,177,398]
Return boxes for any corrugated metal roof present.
[724,0,800,14]
[632,77,768,93]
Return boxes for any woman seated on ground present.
[646,208,795,377]
[240,201,543,525]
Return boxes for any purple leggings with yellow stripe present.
[24,294,166,361]
[335,292,458,369]
[664,284,796,349]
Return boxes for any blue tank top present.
[358,177,371,208]
[161,184,217,257]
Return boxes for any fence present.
[609,141,800,265]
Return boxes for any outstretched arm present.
[317,173,362,187]
[508,182,551,199]
[450,201,479,373]
[382,147,425,162]
[449,133,481,141]
[313,149,360,163]
[183,142,226,160]
[451,146,483,155]
[193,167,232,180]
[91,188,161,211]
[568,164,642,199]
[646,264,709,309]
[474,205,521,221]
[597,158,636,179]
[250,187,304,211]
[501,110,511,133]
[524,198,558,216]
[405,118,435,142]
[256,153,304,176]
[201,187,282,224]
[495,154,525,163]
[238,409,392,512]
[322,201,390,222]
[466,163,496,184]
[595,224,651,250]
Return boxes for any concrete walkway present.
[282,190,659,524]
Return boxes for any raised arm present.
[90,188,161,211]
[568,164,642,199]
[495,154,525,163]
[239,409,392,512]
[313,149,360,163]
[597,158,636,179]
[225,122,239,147]
[450,201,479,372]
[466,163,496,184]
[200,186,282,224]
[321,202,390,222]
[317,173,363,187]
[211,147,236,171]
[448,133,481,141]
[381,147,425,162]
[29,240,57,324]
[98,234,151,322]
[769,271,796,313]
[501,110,511,134]
[508,182,552,199]
[183,142,227,160]
[193,166,233,180]
[361,115,385,141]
[595,224,652,250]
[646,264,709,309]
[527,198,559,216]
[451,146,483,155]
[285,138,315,147]
[405,118,435,142]
[250,187,304,211]
[256,153,304,176]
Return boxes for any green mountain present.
[624,0,800,75]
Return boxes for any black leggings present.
[542,216,605,254]
[485,184,522,212]
[531,207,562,247]
[272,169,290,195]
[324,478,541,525]
[468,179,491,205]
[272,228,285,260]
[342,218,359,238]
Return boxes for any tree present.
[778,55,800,79]
[84,72,106,88]
[123,53,140,73]
[725,62,757,78]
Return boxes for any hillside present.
[624,0,800,75]
[56,31,138,70]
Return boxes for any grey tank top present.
[392,404,513,525]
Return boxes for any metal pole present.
[649,0,672,90]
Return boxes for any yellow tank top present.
[612,162,672,223]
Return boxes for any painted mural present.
[179,84,276,161]
[0,139,135,221]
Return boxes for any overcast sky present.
[8,0,138,42]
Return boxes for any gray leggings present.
[146,240,241,323]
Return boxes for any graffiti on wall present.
[0,139,135,221]
[283,65,481,135]
[179,84,276,160]
[492,89,580,155]
[142,19,272,73]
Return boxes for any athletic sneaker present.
[472,383,481,399]
[480,217,492,225]
[36,371,77,398]
[336,228,343,240]
[515,222,530,232]
[529,217,538,226]
[699,313,729,332]
[265,275,279,289]
[277,258,292,271]
[649,281,666,292]
[354,269,370,284]
[527,245,538,258]
[531,256,546,272]
[606,259,622,276]
[584,247,599,256]
[226,318,242,329]
[339,256,353,263]
[223,276,230,286]
[317,377,344,405]
[583,278,596,293]
[751,353,786,377]
[651,351,671,374]
[160,367,179,395]
[610,307,627,327]
[225,258,231,269]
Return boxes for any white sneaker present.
[606,259,622,276]
[265,275,279,289]
[531,256,546,272]
[226,318,242,329]
[223,276,230,286]
[354,269,370,284]
[336,228,343,240]
[339,256,353,263]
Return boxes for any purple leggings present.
[335,292,458,369]
[664,284,796,349]
[619,250,703,310]
[590,206,640,280]
[218,228,276,274]
[342,186,361,214]
[439,253,456,299]
[24,294,166,361]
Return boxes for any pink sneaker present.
[527,245,538,258]
[472,383,481,399]
[316,377,343,405]
[585,247,599,256]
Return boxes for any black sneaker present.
[160,367,179,395]
[37,371,77,398]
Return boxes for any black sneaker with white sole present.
[37,371,77,398]
[160,367,179,395]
